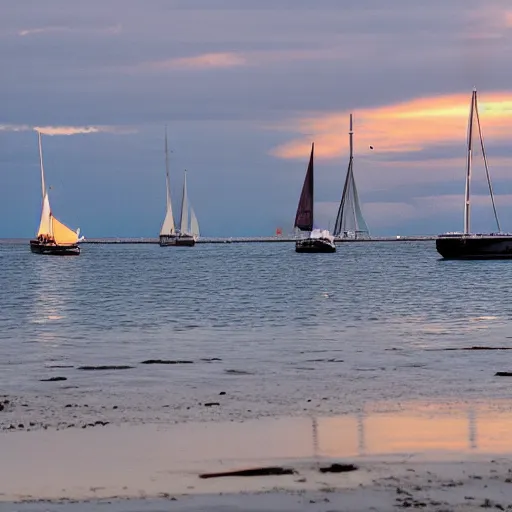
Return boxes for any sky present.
[2,0,512,238]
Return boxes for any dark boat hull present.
[436,235,512,259]
[295,238,336,253]
[30,240,80,256]
[175,236,196,247]
[159,235,196,247]
[159,235,177,247]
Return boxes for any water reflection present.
[26,254,81,343]
[310,405,510,459]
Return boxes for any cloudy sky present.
[2,0,512,238]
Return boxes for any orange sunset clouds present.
[270,91,512,161]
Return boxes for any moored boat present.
[436,89,507,260]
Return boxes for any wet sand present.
[2,405,512,510]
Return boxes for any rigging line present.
[474,96,501,232]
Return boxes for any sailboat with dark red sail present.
[294,143,336,253]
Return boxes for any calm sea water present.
[1,240,511,429]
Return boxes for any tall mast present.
[349,113,354,162]
[38,131,46,199]
[164,125,171,211]
[464,90,476,234]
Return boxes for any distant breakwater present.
[82,236,437,244]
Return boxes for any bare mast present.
[464,90,476,234]
[38,131,46,199]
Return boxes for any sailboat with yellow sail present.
[30,131,81,256]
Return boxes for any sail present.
[37,193,52,236]
[333,115,370,238]
[160,127,176,236]
[160,208,175,236]
[179,171,189,234]
[294,143,314,232]
[52,216,79,245]
[190,206,200,237]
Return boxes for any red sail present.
[294,143,314,231]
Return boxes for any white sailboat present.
[30,131,81,256]
[333,114,370,240]
[176,170,200,247]
[159,126,177,247]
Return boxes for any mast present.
[164,126,171,212]
[38,131,46,199]
[464,90,476,234]
[160,126,176,236]
[349,112,353,162]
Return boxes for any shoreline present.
[2,406,512,507]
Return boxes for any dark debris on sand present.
[199,466,295,478]
[140,359,194,365]
[77,365,134,370]
[319,463,358,473]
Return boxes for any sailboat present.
[159,127,177,247]
[333,114,370,240]
[30,132,81,256]
[436,89,512,259]
[175,170,200,247]
[294,143,336,253]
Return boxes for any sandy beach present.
[2,404,512,510]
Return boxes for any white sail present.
[179,170,189,234]
[37,192,52,237]
[190,206,200,237]
[160,127,176,236]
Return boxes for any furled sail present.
[160,127,176,236]
[294,143,314,232]
[333,114,369,239]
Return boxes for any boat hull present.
[175,235,196,247]
[159,235,177,247]
[436,235,512,259]
[295,238,336,253]
[30,240,80,256]
[159,235,196,247]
